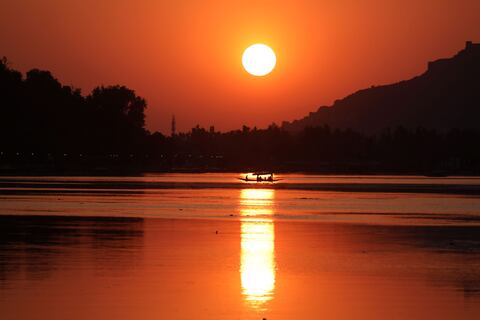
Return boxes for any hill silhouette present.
[282,41,480,133]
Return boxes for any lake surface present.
[0,174,479,319]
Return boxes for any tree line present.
[1,57,479,174]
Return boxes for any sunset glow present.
[1,0,480,318]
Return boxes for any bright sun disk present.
[242,44,276,77]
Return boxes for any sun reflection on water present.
[240,189,276,311]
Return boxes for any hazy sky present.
[1,0,480,133]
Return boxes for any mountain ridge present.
[282,41,480,133]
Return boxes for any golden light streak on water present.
[239,188,276,311]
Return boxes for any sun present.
[242,44,276,77]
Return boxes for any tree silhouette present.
[87,85,147,152]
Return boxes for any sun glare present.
[242,44,276,76]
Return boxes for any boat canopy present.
[251,172,273,176]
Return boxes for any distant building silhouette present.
[465,40,480,50]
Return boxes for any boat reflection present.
[239,189,276,311]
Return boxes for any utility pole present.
[171,115,176,137]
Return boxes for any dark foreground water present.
[0,174,479,319]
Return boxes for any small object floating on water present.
[238,172,281,182]
[215,230,218,234]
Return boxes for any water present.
[0,174,479,319]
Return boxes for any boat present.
[238,173,282,182]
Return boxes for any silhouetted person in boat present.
[268,174,273,182]
[257,175,262,182]
[245,175,249,181]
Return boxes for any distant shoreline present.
[1,168,479,178]
[1,175,480,195]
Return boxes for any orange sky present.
[1,0,480,134]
